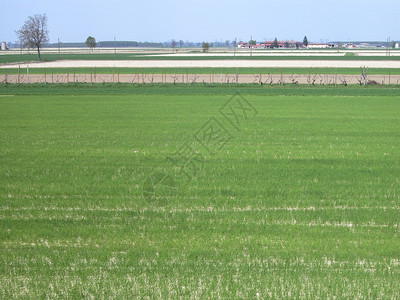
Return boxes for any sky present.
[0,0,399,44]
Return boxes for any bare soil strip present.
[2,73,399,85]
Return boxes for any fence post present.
[44,68,46,83]
[18,65,20,84]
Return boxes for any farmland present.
[1,84,400,298]
[2,48,400,85]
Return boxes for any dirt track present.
[2,73,399,85]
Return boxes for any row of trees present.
[245,36,308,48]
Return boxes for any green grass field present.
[1,84,400,298]
[2,67,400,75]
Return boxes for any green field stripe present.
[2,52,400,63]
[1,83,400,96]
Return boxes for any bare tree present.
[189,75,200,84]
[265,74,274,85]
[339,76,348,86]
[307,74,317,85]
[16,14,49,61]
[171,39,177,52]
[171,74,180,84]
[289,75,299,84]
[360,66,368,85]
[179,40,184,48]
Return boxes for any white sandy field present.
[2,59,400,69]
[1,47,399,56]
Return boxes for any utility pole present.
[386,37,388,57]
[234,37,236,59]
[386,36,391,58]
[250,35,253,57]
[58,38,61,59]
[114,36,116,59]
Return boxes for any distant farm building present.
[1,41,7,50]
[307,43,329,49]
[237,40,340,49]
[345,43,355,49]
[237,42,250,48]
[238,40,299,49]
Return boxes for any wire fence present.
[1,69,400,85]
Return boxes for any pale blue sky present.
[0,0,399,44]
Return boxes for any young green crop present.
[0,85,399,298]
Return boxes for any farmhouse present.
[261,41,284,48]
[307,43,329,49]
[237,40,300,49]
[237,42,250,48]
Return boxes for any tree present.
[303,36,308,47]
[271,38,279,49]
[85,36,96,52]
[179,40,184,48]
[16,14,49,61]
[171,39,177,51]
[202,42,209,52]
[225,40,230,47]
[249,39,256,46]
[284,41,289,48]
